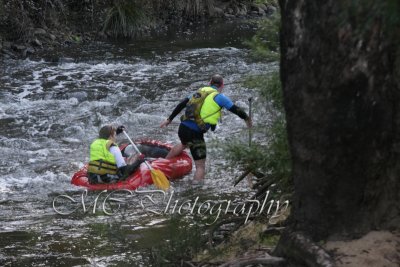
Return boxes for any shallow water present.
[0,20,276,266]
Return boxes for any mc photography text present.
[52,189,289,225]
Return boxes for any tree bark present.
[279,0,400,241]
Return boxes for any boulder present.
[210,6,225,17]
[258,3,268,11]
[249,3,265,15]
[3,41,12,49]
[240,5,248,15]
[224,13,236,19]
[250,3,260,11]
[237,8,247,17]
[1,48,16,58]
[31,38,42,47]
[12,44,26,51]
[34,28,47,35]
[266,6,277,15]
[48,34,56,41]
[22,47,35,58]
[233,5,240,15]
[97,31,107,39]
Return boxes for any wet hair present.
[99,125,115,139]
[210,74,224,88]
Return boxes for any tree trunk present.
[279,0,400,241]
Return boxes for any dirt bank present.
[325,231,400,267]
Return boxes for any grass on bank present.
[102,0,151,38]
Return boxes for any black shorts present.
[178,123,206,160]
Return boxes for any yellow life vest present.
[88,138,118,175]
[200,87,221,125]
[181,86,221,131]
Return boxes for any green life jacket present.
[88,138,118,175]
[181,86,222,131]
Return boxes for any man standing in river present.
[160,74,252,185]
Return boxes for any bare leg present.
[166,143,186,159]
[193,159,206,181]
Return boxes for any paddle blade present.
[151,169,170,191]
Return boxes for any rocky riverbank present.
[0,0,277,60]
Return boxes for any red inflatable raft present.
[71,140,192,190]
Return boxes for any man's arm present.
[228,105,252,128]
[160,97,189,128]
[228,105,249,120]
[168,97,189,121]
[215,94,252,127]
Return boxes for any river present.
[0,21,276,266]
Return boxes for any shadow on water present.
[34,19,258,62]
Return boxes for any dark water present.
[0,20,276,266]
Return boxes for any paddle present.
[122,130,170,191]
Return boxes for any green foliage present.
[244,71,283,111]
[145,216,206,266]
[385,0,400,28]
[223,70,292,193]
[338,1,400,81]
[70,34,81,43]
[225,140,269,173]
[102,0,149,38]
[340,0,400,38]
[225,116,291,191]
[261,233,280,246]
[244,13,281,61]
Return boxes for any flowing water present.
[0,21,277,266]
